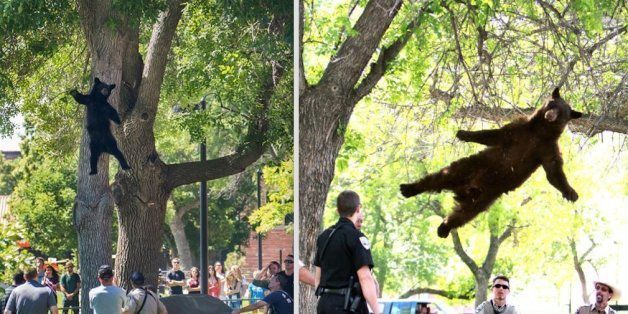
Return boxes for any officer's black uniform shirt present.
[314,217,374,288]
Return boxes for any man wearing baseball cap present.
[122,271,167,314]
[89,265,126,314]
[575,280,622,314]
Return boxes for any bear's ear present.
[110,84,116,90]
[94,77,101,84]
[552,87,560,99]
[570,110,583,119]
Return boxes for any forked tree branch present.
[316,0,404,94]
[451,230,480,274]
[353,4,431,103]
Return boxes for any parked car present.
[373,298,456,314]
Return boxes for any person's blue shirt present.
[263,290,293,314]
[247,282,268,302]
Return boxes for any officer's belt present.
[318,287,351,296]
[318,282,360,296]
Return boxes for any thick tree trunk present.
[74,2,128,313]
[74,132,115,314]
[112,172,170,288]
[73,0,186,292]
[111,127,170,288]
[299,87,351,314]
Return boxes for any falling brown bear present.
[400,88,582,238]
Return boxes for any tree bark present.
[455,105,628,135]
[169,201,200,269]
[74,132,114,314]
[74,1,129,312]
[570,237,596,304]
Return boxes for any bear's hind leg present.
[89,145,102,175]
[107,142,131,170]
[437,195,496,238]
[401,167,461,198]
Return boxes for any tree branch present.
[443,2,481,106]
[398,286,474,300]
[570,237,589,303]
[536,0,563,19]
[164,62,282,190]
[451,230,480,274]
[557,25,626,88]
[174,200,200,220]
[455,105,628,135]
[353,4,430,103]
[580,236,597,263]
[165,138,264,190]
[135,0,187,114]
[481,224,513,274]
[497,225,514,246]
[317,0,404,94]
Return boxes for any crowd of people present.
[1,254,294,314]
[163,256,294,313]
[1,258,82,314]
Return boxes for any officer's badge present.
[359,236,371,250]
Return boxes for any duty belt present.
[318,287,351,296]
[317,278,363,313]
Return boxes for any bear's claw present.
[437,223,451,238]
[400,184,421,198]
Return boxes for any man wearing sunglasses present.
[575,280,621,314]
[277,254,294,299]
[475,275,518,314]
[166,258,185,295]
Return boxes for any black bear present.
[400,88,582,238]
[70,77,130,175]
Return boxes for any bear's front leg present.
[69,90,89,105]
[456,129,507,146]
[562,187,579,202]
[542,156,578,202]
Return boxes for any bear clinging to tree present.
[400,88,582,238]
[70,77,130,175]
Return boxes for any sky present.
[0,136,20,151]
[0,115,23,151]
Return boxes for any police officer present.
[314,190,380,314]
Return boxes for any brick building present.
[241,225,293,280]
